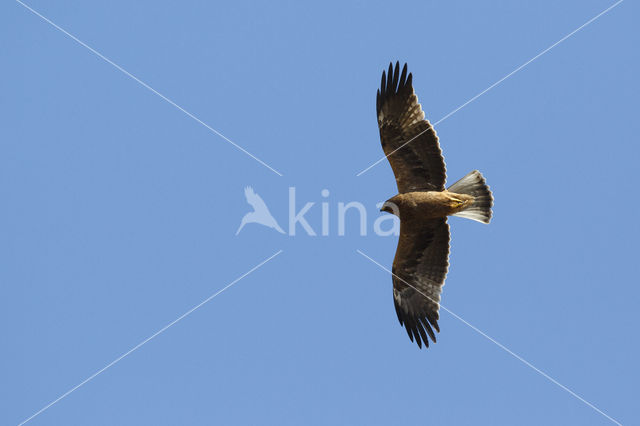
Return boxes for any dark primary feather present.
[377,62,446,193]
[392,218,450,348]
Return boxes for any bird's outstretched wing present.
[392,217,450,348]
[377,62,446,193]
[244,186,269,212]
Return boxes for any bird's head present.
[380,197,401,216]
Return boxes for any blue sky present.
[2,1,638,424]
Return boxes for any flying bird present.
[236,186,285,235]
[377,62,493,349]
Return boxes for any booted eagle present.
[377,62,493,349]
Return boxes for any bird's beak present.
[380,200,399,216]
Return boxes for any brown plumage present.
[377,62,494,349]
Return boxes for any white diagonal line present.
[18,250,283,426]
[356,0,624,177]
[356,249,622,426]
[15,0,283,177]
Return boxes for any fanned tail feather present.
[448,170,493,224]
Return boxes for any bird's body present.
[384,190,474,220]
[375,62,494,348]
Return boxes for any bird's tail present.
[235,217,247,235]
[448,170,493,224]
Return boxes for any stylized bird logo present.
[236,186,285,235]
